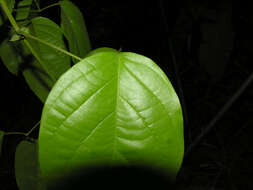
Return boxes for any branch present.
[4,120,40,137]
[186,72,253,156]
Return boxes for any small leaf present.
[0,39,22,75]
[39,49,184,183]
[15,0,33,22]
[28,17,71,80]
[60,0,91,63]
[10,34,23,41]
[86,47,118,57]
[23,60,54,103]
[15,140,46,190]
[0,130,4,156]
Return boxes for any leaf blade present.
[15,140,46,190]
[39,50,184,183]
[60,0,91,63]
[0,39,22,75]
[5,0,15,13]
[28,16,71,80]
[15,0,33,22]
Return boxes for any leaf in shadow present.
[15,0,33,24]
[22,57,54,103]
[15,140,46,190]
[60,0,91,63]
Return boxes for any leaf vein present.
[51,77,114,138]
[122,63,170,118]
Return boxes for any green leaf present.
[0,17,68,102]
[39,49,184,183]
[86,47,117,57]
[23,60,54,103]
[0,39,22,75]
[4,0,15,13]
[9,34,23,41]
[15,0,33,22]
[15,140,46,190]
[0,130,4,156]
[60,0,91,63]
[0,37,54,102]
[28,17,71,80]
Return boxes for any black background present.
[0,0,252,189]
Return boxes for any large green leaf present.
[20,17,71,102]
[60,0,91,63]
[15,140,46,190]
[28,17,71,80]
[0,16,69,102]
[0,37,54,102]
[39,50,184,183]
[0,130,4,156]
[0,39,22,75]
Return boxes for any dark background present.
[0,0,252,189]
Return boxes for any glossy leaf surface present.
[39,50,184,182]
[15,140,46,190]
[86,47,117,57]
[60,0,91,63]
[28,17,71,80]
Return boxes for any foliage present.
[0,0,184,189]
[60,0,91,63]
[39,50,184,183]
[15,140,46,190]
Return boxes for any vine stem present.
[0,0,56,81]
[21,32,82,62]
[5,120,40,137]
[13,3,60,13]
[0,0,82,80]
[0,0,19,31]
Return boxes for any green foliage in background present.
[15,140,46,190]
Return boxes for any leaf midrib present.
[112,52,122,161]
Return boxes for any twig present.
[186,72,253,156]
[4,120,40,137]
[20,32,82,61]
